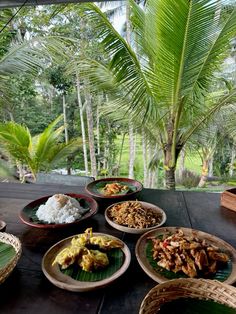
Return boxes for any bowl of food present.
[85,177,143,201]
[42,227,131,291]
[0,220,6,232]
[19,193,98,229]
[105,200,166,234]
[135,227,236,284]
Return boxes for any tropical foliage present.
[74,0,236,189]
[0,116,80,182]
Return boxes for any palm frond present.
[79,2,155,119]
[33,115,64,163]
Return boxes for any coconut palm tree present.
[74,0,236,189]
[0,115,80,182]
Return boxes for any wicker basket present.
[0,232,22,284]
[139,278,236,314]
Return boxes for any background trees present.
[0,0,235,190]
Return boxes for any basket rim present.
[139,278,236,314]
[0,232,22,284]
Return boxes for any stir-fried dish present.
[102,182,129,196]
[52,228,123,272]
[149,229,230,278]
[108,201,163,229]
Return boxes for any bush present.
[176,169,200,189]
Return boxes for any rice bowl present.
[36,194,89,224]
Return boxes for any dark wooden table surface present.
[0,182,236,314]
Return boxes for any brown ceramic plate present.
[42,233,131,291]
[105,201,167,234]
[135,227,236,284]
[19,193,98,229]
[85,177,143,200]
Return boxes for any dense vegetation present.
[0,0,235,190]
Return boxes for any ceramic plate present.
[19,193,98,229]
[85,177,143,199]
[135,227,236,284]
[42,233,131,291]
[105,201,166,234]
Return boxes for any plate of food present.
[139,278,236,314]
[85,177,143,200]
[0,232,22,284]
[135,227,236,284]
[105,201,166,234]
[42,228,131,291]
[19,193,98,229]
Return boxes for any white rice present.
[36,194,89,224]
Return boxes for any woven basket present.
[0,232,22,284]
[139,278,236,314]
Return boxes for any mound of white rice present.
[36,194,89,224]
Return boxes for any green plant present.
[176,169,200,189]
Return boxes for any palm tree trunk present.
[209,157,214,177]
[62,94,71,175]
[179,147,185,180]
[229,145,236,177]
[117,132,126,176]
[165,168,176,189]
[96,95,101,172]
[198,159,209,188]
[76,73,89,176]
[62,94,69,144]
[128,122,136,179]
[163,144,177,190]
[142,129,148,187]
[85,89,97,178]
[126,1,136,179]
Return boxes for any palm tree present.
[75,0,236,189]
[0,116,80,182]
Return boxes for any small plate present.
[85,177,143,200]
[42,232,131,291]
[135,227,236,284]
[105,201,166,234]
[19,193,98,229]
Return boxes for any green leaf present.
[0,242,16,269]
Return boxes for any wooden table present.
[0,182,236,314]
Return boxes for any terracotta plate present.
[42,233,131,291]
[135,227,236,284]
[85,177,143,200]
[105,201,167,234]
[19,193,98,229]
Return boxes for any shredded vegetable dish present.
[149,229,230,278]
[108,201,163,229]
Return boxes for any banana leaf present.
[94,181,137,195]
[0,241,16,269]
[146,239,232,281]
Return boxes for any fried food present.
[150,229,230,278]
[102,183,129,196]
[52,228,123,272]
[108,201,163,229]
